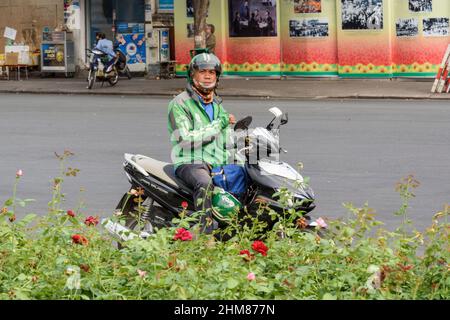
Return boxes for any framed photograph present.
[187,0,194,17]
[294,0,322,14]
[423,18,449,37]
[341,0,383,30]
[187,0,208,18]
[409,0,432,13]
[396,18,419,37]
[187,23,195,38]
[228,0,277,37]
[289,19,329,38]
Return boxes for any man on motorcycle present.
[94,32,116,73]
[168,52,236,233]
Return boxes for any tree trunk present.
[193,0,209,49]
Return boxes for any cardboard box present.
[5,52,19,65]
[5,45,30,65]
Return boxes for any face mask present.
[193,76,216,94]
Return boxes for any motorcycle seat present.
[133,155,193,193]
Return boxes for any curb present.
[0,89,449,100]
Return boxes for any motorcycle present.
[103,107,318,243]
[85,48,119,89]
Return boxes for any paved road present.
[1,94,449,230]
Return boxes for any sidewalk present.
[0,76,448,100]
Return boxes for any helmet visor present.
[194,61,219,71]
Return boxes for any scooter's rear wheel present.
[108,68,119,86]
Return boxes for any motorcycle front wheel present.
[87,69,96,89]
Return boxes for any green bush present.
[0,152,448,300]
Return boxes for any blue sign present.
[116,33,146,64]
[117,23,128,33]
[159,0,174,11]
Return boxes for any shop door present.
[88,0,146,70]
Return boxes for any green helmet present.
[211,187,241,223]
[188,52,222,84]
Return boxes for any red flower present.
[251,240,269,256]
[397,263,414,272]
[173,228,193,241]
[240,249,251,257]
[84,216,99,227]
[181,201,188,210]
[72,234,89,245]
[67,210,76,218]
[80,264,90,273]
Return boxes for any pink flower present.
[316,217,327,229]
[247,272,256,281]
[137,269,147,278]
[16,170,23,177]
[173,228,193,241]
[67,210,76,217]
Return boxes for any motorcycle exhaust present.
[101,218,151,242]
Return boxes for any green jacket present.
[168,84,232,169]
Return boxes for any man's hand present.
[229,114,237,125]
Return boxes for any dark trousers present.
[175,163,218,233]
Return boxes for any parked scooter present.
[114,43,132,80]
[85,48,119,89]
[103,108,318,243]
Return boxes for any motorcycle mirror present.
[234,116,252,131]
[281,113,288,125]
[269,107,283,119]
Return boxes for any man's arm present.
[169,102,229,149]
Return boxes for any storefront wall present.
[174,0,450,78]
[0,0,64,52]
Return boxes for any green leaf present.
[17,214,37,227]
[227,278,239,289]
[4,198,13,206]
[17,274,28,281]
[322,293,337,300]
[14,290,31,300]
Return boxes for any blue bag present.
[211,164,248,199]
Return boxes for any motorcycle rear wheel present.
[125,66,132,79]
[116,195,171,249]
[108,68,119,86]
